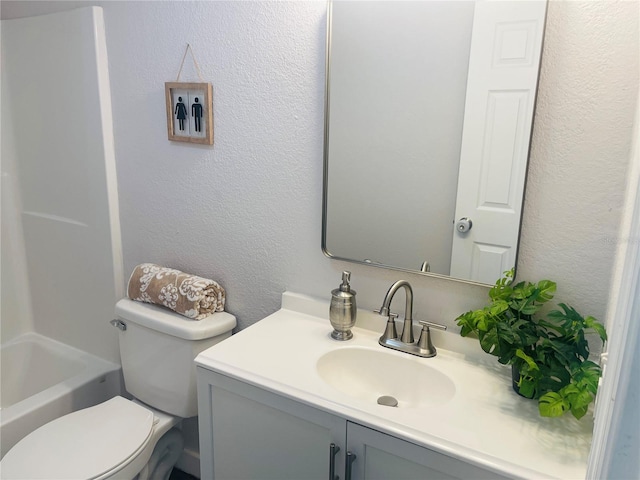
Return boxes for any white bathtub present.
[0,332,121,458]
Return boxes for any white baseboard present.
[176,447,200,478]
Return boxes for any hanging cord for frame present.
[175,43,205,82]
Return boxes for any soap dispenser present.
[330,271,357,340]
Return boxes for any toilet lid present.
[0,396,154,480]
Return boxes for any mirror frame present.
[322,0,544,287]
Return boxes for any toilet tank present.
[114,299,236,418]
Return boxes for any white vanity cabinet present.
[198,368,345,480]
[198,368,507,480]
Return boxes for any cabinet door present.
[347,422,509,480]
[198,368,346,480]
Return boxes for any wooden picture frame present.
[165,82,213,145]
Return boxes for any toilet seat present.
[0,396,154,480]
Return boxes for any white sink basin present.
[316,347,456,408]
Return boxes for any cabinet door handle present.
[345,451,357,480]
[329,443,340,480]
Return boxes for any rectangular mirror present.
[323,0,547,285]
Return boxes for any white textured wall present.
[519,0,639,324]
[116,0,637,331]
[78,0,489,331]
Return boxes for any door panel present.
[199,370,345,480]
[347,422,509,480]
[451,1,547,283]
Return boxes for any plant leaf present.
[518,376,537,398]
[515,349,539,371]
[572,361,602,394]
[571,405,589,420]
[489,300,509,316]
[539,392,569,417]
[476,311,496,333]
[558,382,594,420]
[536,280,557,302]
[478,327,500,356]
[584,316,608,344]
[456,311,477,337]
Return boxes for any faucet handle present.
[416,321,447,357]
[374,309,399,320]
[376,310,399,341]
[418,320,447,331]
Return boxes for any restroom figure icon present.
[192,97,203,133]
[174,97,187,131]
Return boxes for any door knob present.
[455,217,472,233]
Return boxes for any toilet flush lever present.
[110,319,127,331]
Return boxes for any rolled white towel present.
[127,263,225,319]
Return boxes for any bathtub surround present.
[1,5,125,468]
[0,7,124,363]
[0,0,637,477]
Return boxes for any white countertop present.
[196,292,593,479]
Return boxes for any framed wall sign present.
[165,82,213,145]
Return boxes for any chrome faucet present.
[379,280,415,343]
[377,280,446,358]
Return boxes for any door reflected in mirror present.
[323,0,547,285]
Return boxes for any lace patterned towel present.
[127,263,225,319]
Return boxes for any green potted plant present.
[455,269,607,420]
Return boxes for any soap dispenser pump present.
[330,271,357,340]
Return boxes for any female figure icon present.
[174,97,187,131]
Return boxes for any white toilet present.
[1,299,236,480]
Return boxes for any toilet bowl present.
[0,397,179,479]
[0,299,236,480]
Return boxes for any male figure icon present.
[192,97,203,132]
